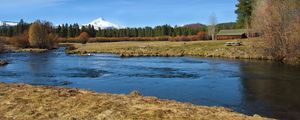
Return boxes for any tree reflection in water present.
[239,61,300,120]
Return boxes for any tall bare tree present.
[208,14,217,40]
[252,0,300,63]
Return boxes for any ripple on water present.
[65,68,109,78]
[127,72,199,79]
[0,71,20,77]
[125,66,199,79]
[34,73,57,78]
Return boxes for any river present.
[0,48,299,120]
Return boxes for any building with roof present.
[216,29,247,40]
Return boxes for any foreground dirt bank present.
[0,83,272,120]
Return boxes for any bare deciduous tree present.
[28,21,56,49]
[252,0,300,63]
[10,32,30,48]
[208,14,217,40]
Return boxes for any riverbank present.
[0,60,8,66]
[65,38,270,60]
[11,48,49,53]
[1,44,48,53]
[0,83,272,120]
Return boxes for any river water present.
[0,48,299,119]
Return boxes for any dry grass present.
[0,36,51,53]
[0,37,8,53]
[0,42,4,53]
[11,48,49,53]
[66,38,267,59]
[0,83,272,120]
[58,35,204,43]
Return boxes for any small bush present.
[197,31,208,40]
[78,32,90,44]
[169,36,199,42]
[129,91,142,97]
[0,41,4,53]
[10,33,30,48]
[65,44,77,53]
[0,37,10,45]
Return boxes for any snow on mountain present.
[85,18,121,29]
[0,21,18,26]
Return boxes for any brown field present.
[57,36,203,43]
[66,38,269,59]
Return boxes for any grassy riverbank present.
[66,38,269,59]
[0,44,48,53]
[0,83,272,120]
[11,48,49,53]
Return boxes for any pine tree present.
[17,19,26,34]
[67,24,73,38]
[235,0,253,28]
[56,25,62,37]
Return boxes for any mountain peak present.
[0,20,18,26]
[95,17,105,21]
[87,17,121,29]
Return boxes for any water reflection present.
[28,52,53,73]
[239,61,300,120]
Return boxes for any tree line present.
[0,0,256,39]
[1,21,206,38]
[6,20,58,49]
[0,19,30,37]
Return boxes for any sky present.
[0,0,238,27]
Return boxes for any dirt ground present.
[0,83,273,120]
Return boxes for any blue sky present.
[0,0,238,27]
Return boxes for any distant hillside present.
[183,22,237,30]
[216,22,237,30]
[183,23,207,29]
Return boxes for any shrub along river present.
[0,47,299,120]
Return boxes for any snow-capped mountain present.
[0,21,18,26]
[85,18,121,29]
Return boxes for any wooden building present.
[216,29,247,40]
